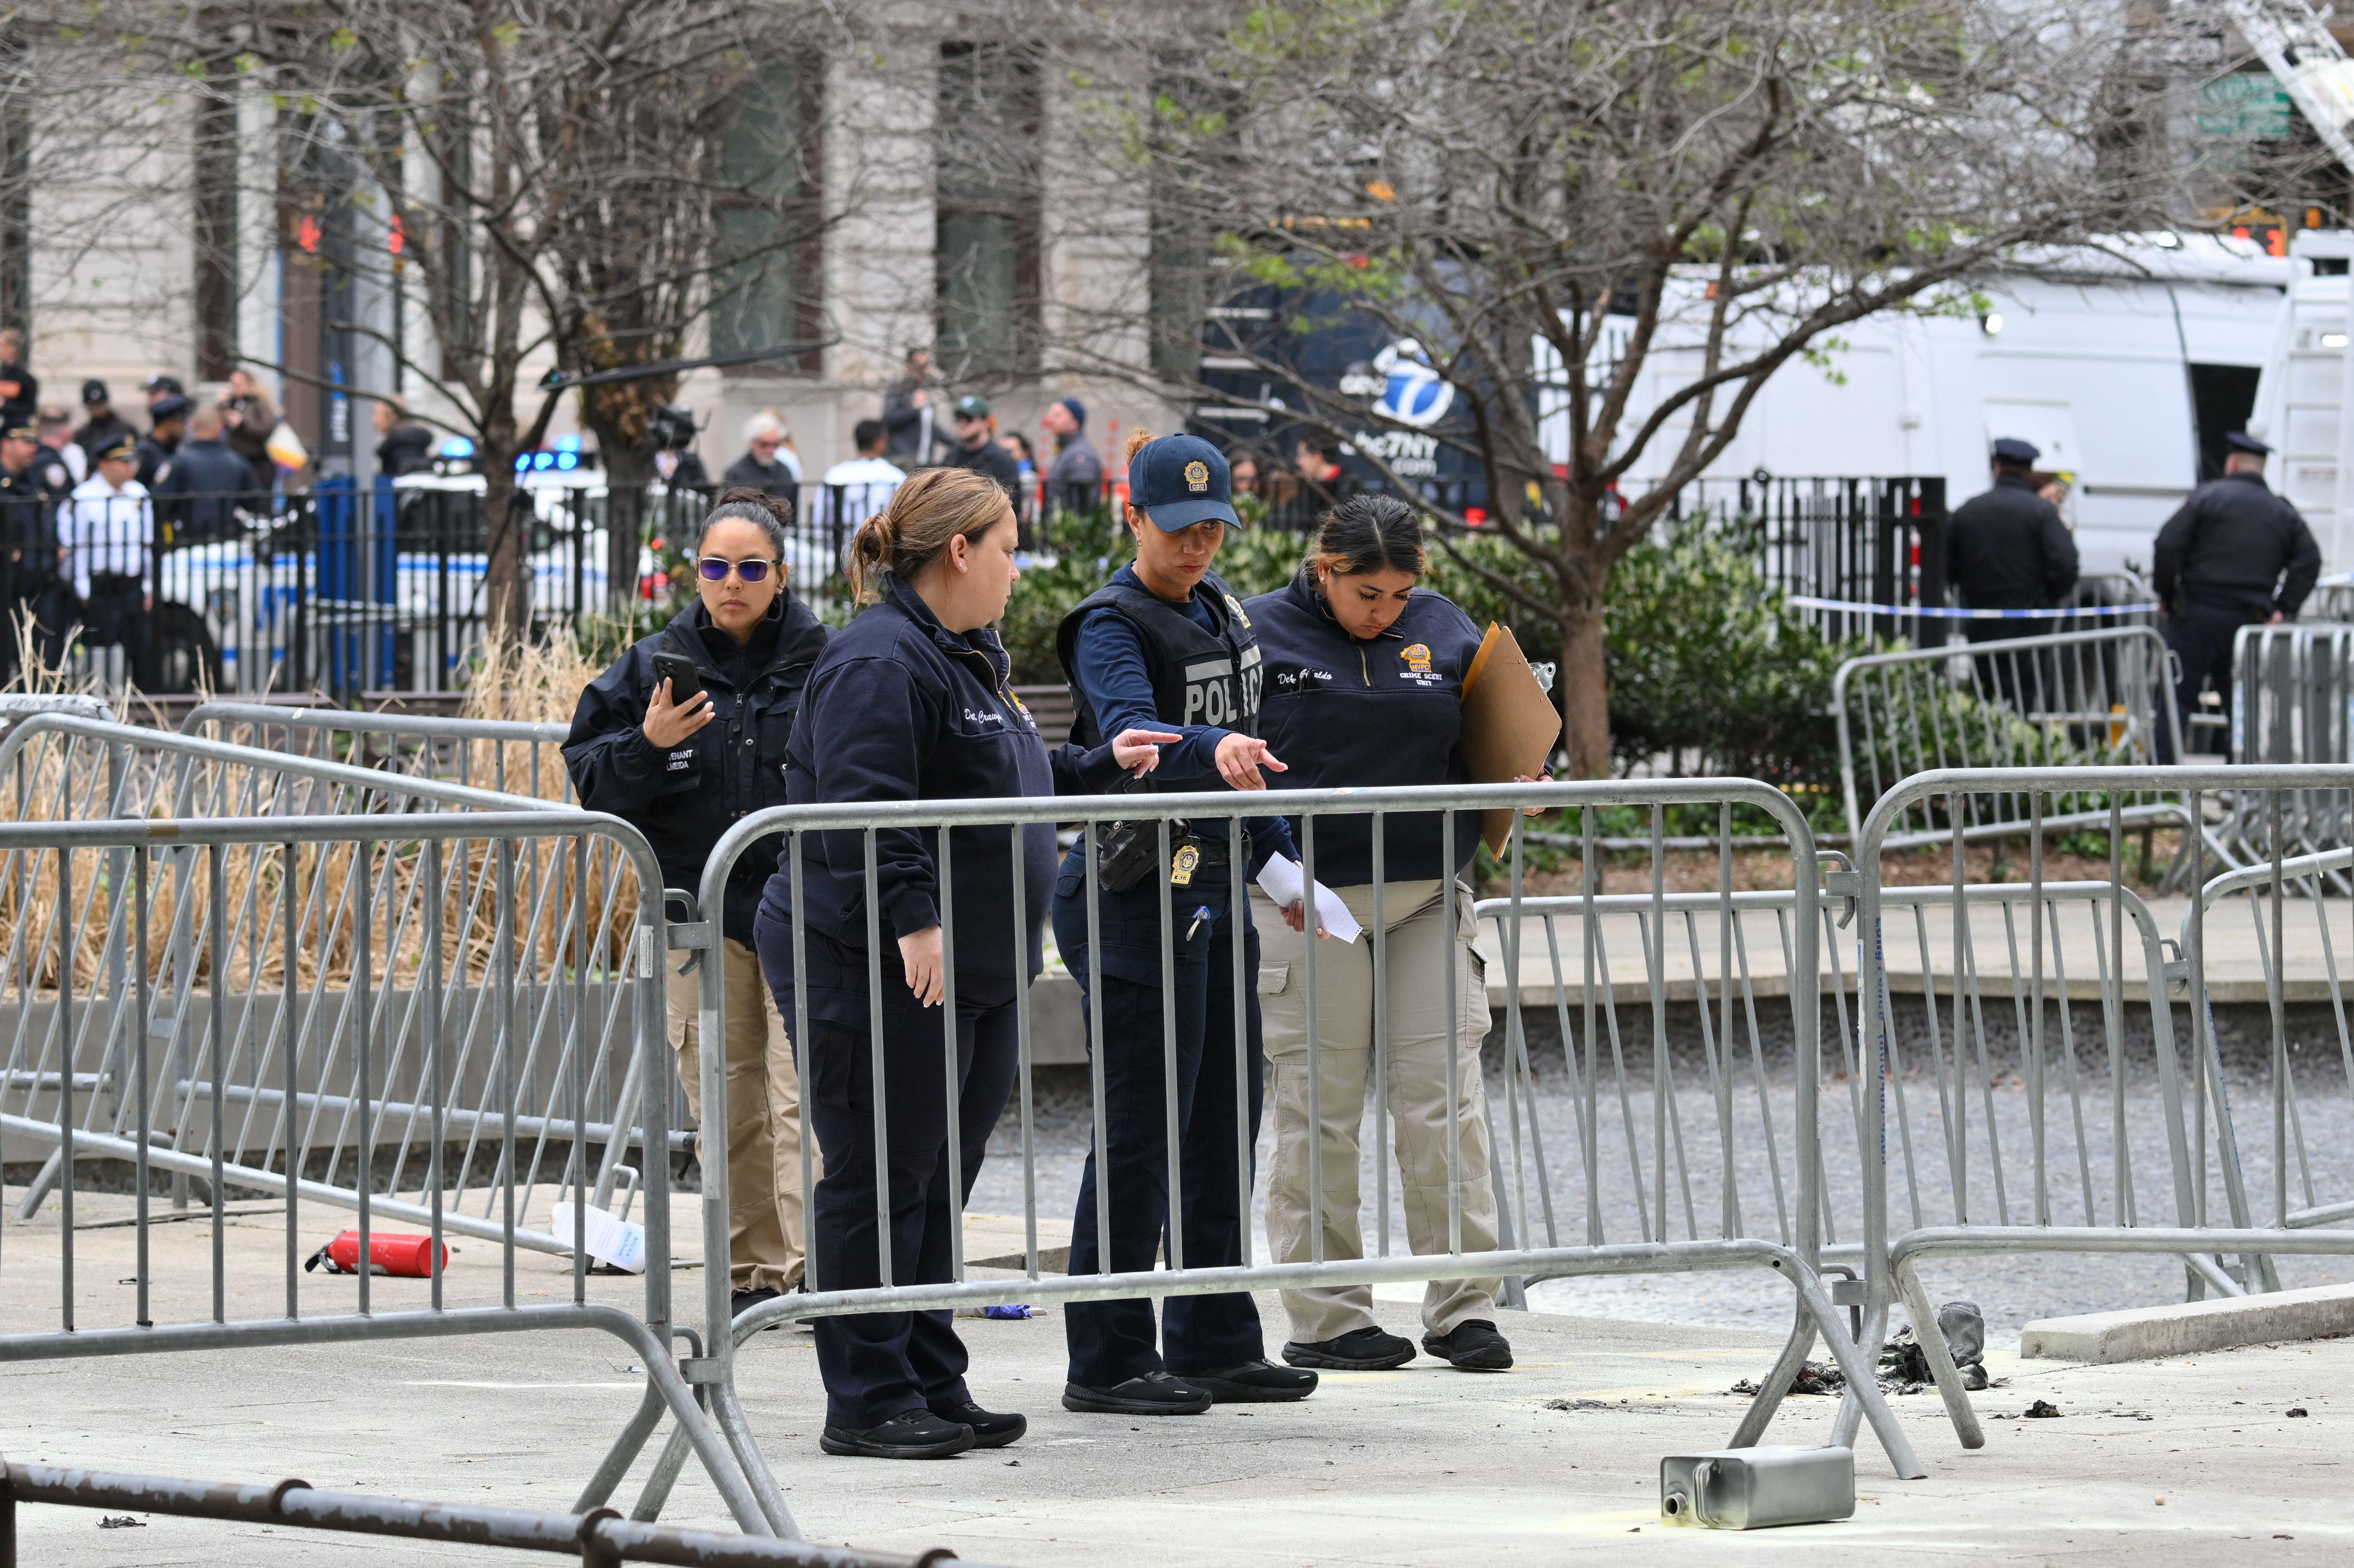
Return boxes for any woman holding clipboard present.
[1242,494,1544,1376]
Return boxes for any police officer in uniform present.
[0,423,71,674]
[2154,432,2321,758]
[1944,436,2078,711]
[1052,429,1318,1416]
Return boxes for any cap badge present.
[1184,459,1209,492]
[1402,643,1432,673]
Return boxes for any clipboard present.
[1458,622,1562,853]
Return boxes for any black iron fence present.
[1660,474,1950,646]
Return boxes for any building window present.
[712,58,820,369]
[0,83,28,336]
[936,42,1039,379]
[193,81,238,382]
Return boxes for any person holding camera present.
[757,467,1173,1461]
[1244,495,1521,1376]
[564,488,829,1320]
[1050,430,1316,1417]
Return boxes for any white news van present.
[1558,236,2291,582]
[2248,229,2354,574]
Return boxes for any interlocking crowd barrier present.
[1854,766,2354,1453]
[1833,627,2190,856]
[0,788,792,1531]
[628,777,1923,1516]
[182,700,572,805]
[0,714,665,1224]
[2225,624,2354,874]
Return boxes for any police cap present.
[149,393,189,422]
[1,425,35,443]
[94,435,135,463]
[1130,433,1240,532]
[2225,431,2272,456]
[1990,437,2040,464]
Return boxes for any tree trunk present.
[480,399,528,650]
[1560,600,1611,780]
[600,443,656,623]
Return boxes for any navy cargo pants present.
[1052,844,1267,1387]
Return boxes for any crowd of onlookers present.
[770,343,1357,536]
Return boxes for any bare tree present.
[31,1,851,642]
[1047,0,2200,776]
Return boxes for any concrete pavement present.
[9,1191,2354,1565]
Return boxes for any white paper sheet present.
[1253,855,1363,944]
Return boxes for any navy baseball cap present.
[1990,437,2039,464]
[2226,431,2272,455]
[1130,433,1239,531]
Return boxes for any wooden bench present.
[1013,684,1076,748]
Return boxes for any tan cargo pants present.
[1255,877,1501,1344]
[664,937,806,1293]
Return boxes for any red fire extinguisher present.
[303,1231,447,1278]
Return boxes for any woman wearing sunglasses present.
[564,487,829,1324]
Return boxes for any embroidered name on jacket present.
[962,707,1007,728]
[665,747,696,772]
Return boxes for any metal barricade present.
[0,807,787,1535]
[2183,835,2354,1251]
[1833,626,2189,854]
[2226,624,2354,873]
[1852,765,2354,1454]
[181,700,573,804]
[0,715,663,1233]
[613,778,1921,1515]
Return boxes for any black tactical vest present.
[1055,571,1264,769]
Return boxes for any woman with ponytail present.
[755,466,1174,1460]
[564,488,829,1322]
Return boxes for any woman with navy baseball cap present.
[1050,429,1318,1416]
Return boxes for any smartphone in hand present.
[651,653,704,704]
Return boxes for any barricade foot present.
[1726,1300,1812,1450]
[1794,1270,1924,1479]
[576,1380,670,1515]
[1894,1257,1985,1449]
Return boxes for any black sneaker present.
[1177,1360,1319,1403]
[818,1410,976,1459]
[731,1286,784,1331]
[1060,1372,1213,1415]
[931,1400,1026,1448]
[1284,1325,1416,1371]
[1422,1319,1514,1371]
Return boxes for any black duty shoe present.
[932,1400,1026,1448]
[1422,1319,1514,1371]
[819,1410,976,1460]
[1060,1372,1213,1415]
[1283,1325,1416,1371]
[1177,1360,1319,1403]
[731,1286,784,1331]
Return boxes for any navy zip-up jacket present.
[764,574,1128,980]
[564,596,828,940]
[1244,571,1485,887]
